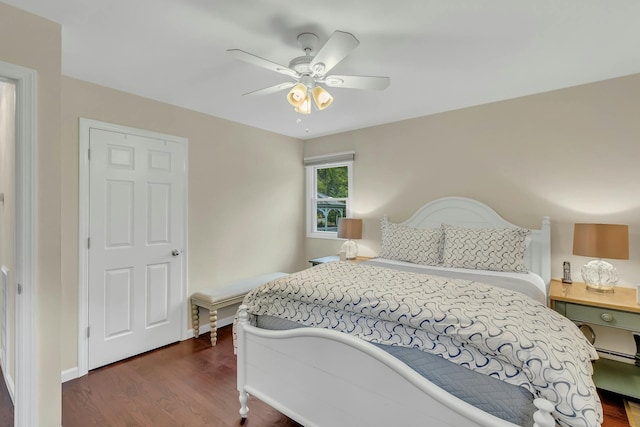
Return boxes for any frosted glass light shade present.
[295,98,311,114]
[312,86,333,110]
[287,84,307,108]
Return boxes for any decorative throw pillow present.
[441,224,530,273]
[379,218,443,265]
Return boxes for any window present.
[305,152,354,238]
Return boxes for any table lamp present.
[573,223,629,292]
[337,218,362,260]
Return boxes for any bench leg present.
[191,301,200,338]
[210,309,218,346]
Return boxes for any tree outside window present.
[306,160,352,238]
[316,166,348,231]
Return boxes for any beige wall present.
[0,2,62,425]
[61,77,305,372]
[304,74,640,286]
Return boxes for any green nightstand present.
[549,279,640,399]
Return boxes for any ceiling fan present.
[227,30,390,114]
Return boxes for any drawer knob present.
[601,313,614,322]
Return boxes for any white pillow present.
[441,224,530,273]
[379,218,443,265]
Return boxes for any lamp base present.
[581,259,618,293]
[340,240,358,260]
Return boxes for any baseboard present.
[61,367,79,383]
[183,315,235,339]
[61,315,236,383]
[625,399,640,427]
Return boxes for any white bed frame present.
[237,197,554,427]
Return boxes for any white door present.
[88,128,185,369]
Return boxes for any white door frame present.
[0,60,37,426]
[78,118,189,377]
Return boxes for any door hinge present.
[17,283,23,295]
[87,326,90,338]
[87,237,90,249]
[88,149,91,160]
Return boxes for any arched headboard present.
[397,197,551,285]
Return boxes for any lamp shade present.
[287,83,307,108]
[573,223,629,260]
[294,97,311,114]
[312,86,333,110]
[337,218,362,240]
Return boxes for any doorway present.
[0,77,16,426]
[0,60,37,427]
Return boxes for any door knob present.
[171,249,182,257]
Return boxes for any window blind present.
[303,151,355,166]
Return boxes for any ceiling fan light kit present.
[227,30,390,115]
[287,83,333,113]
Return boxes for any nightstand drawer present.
[564,303,640,331]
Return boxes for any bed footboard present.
[236,306,555,427]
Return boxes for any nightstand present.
[549,279,640,399]
[309,255,372,266]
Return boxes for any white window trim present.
[306,160,353,239]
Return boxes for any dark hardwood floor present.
[63,326,301,427]
[0,370,13,427]
[59,325,630,426]
[601,390,634,427]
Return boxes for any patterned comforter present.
[242,262,602,427]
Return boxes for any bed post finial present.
[237,304,249,422]
[238,304,249,325]
[532,398,555,427]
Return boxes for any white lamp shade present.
[312,86,333,110]
[287,83,307,108]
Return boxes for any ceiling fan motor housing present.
[289,55,313,74]
[290,32,327,77]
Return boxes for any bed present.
[235,197,601,427]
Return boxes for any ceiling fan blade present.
[309,31,360,76]
[227,49,299,78]
[242,82,296,96]
[323,75,390,91]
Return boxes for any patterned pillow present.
[379,218,443,265]
[441,224,530,273]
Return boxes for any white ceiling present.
[6,0,640,140]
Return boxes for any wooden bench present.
[190,272,288,346]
